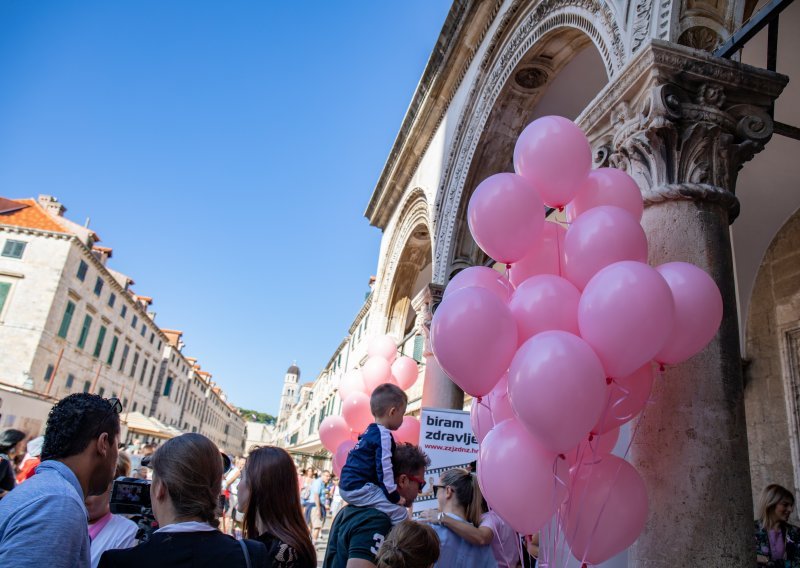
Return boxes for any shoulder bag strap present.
[238,538,252,568]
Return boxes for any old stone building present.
[0,195,246,455]
[360,0,799,565]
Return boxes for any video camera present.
[110,477,156,542]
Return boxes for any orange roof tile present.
[0,198,69,234]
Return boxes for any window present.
[0,282,10,314]
[93,325,107,358]
[1,240,26,259]
[93,277,103,296]
[66,374,75,388]
[413,334,425,362]
[142,406,147,416]
[108,293,116,308]
[98,387,105,398]
[164,376,174,397]
[76,315,92,349]
[131,314,138,329]
[43,364,54,383]
[106,335,119,365]
[148,366,156,387]
[139,360,148,384]
[132,402,138,412]
[129,352,139,378]
[149,332,154,344]
[57,301,76,339]
[157,340,162,351]
[140,324,146,337]
[118,344,130,372]
[120,305,127,319]
[77,260,88,281]
[83,381,91,393]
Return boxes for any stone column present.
[415,283,465,410]
[578,40,787,566]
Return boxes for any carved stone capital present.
[579,40,787,223]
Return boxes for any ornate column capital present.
[578,39,788,222]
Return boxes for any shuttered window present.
[57,301,76,339]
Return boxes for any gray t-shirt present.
[0,460,91,567]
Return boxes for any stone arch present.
[433,15,613,283]
[744,205,800,508]
[373,189,432,340]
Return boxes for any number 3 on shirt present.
[370,533,386,555]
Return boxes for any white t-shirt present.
[90,514,138,568]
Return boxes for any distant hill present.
[238,408,276,425]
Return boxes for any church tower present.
[278,362,300,423]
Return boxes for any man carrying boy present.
[338,383,408,524]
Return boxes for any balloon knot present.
[606,377,613,385]
[659,362,665,372]
[506,263,512,272]
[558,453,566,460]
[558,206,565,212]
[581,564,589,568]
[588,434,594,442]
[476,396,483,403]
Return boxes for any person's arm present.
[442,514,493,546]
[0,495,87,567]
[314,481,323,508]
[376,428,400,504]
[525,533,539,560]
[346,559,377,568]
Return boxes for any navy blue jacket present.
[339,423,400,503]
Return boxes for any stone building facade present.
[0,195,246,456]
[358,0,799,565]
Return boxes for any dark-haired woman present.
[238,446,316,568]
[0,429,26,499]
[99,433,269,568]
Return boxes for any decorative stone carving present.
[678,25,723,51]
[631,0,654,53]
[412,283,445,358]
[579,40,787,223]
[514,66,549,89]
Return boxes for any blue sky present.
[0,1,452,415]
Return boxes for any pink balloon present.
[655,262,723,365]
[514,116,591,208]
[368,335,397,363]
[391,356,419,391]
[487,374,515,424]
[470,399,494,443]
[565,427,620,466]
[333,440,356,477]
[563,206,648,291]
[362,357,393,394]
[339,369,367,401]
[431,287,518,397]
[467,173,545,263]
[564,455,648,564]
[578,261,675,378]
[479,418,569,534]
[508,221,567,287]
[394,416,421,445]
[593,364,654,435]
[569,168,644,221]
[509,274,580,343]
[508,331,606,453]
[319,415,352,453]
[444,266,513,303]
[341,392,373,434]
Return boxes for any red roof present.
[0,198,69,234]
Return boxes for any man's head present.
[321,470,331,483]
[41,393,120,496]
[370,383,408,430]
[391,443,430,506]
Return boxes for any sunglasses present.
[433,484,446,498]
[94,397,122,438]
[407,474,427,492]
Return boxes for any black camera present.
[110,477,151,514]
[110,477,157,542]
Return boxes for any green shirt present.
[322,506,392,568]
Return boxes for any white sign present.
[413,407,480,516]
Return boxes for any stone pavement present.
[315,515,332,567]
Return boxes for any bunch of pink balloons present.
[432,115,724,564]
[319,334,423,476]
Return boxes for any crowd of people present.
[0,391,797,567]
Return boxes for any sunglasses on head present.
[94,397,122,438]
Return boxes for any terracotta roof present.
[0,198,69,234]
